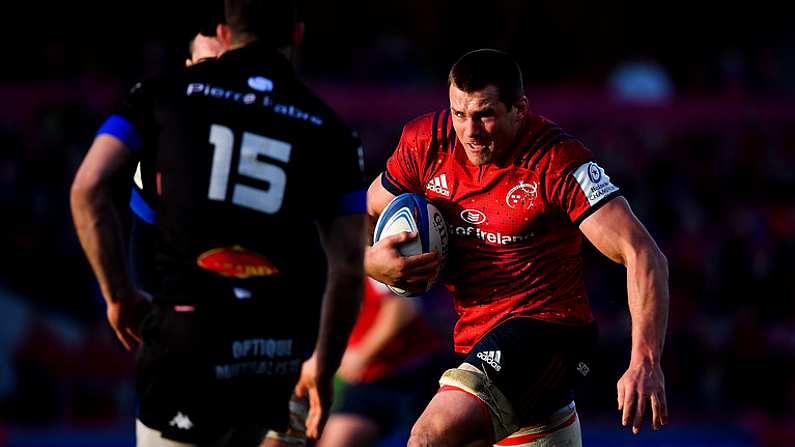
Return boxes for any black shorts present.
[136,302,312,445]
[461,317,597,425]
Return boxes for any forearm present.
[354,297,419,361]
[625,246,669,365]
[71,185,133,304]
[313,269,364,379]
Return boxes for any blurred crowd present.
[1,78,793,444]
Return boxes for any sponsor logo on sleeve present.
[573,162,619,206]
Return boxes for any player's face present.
[186,33,224,67]
[450,83,522,166]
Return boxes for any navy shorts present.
[461,317,597,425]
[136,302,311,445]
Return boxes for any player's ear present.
[513,96,529,121]
[216,23,234,49]
[185,58,193,67]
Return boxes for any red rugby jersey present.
[382,110,620,353]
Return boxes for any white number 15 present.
[207,124,292,214]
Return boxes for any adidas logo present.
[476,350,502,371]
[426,173,451,197]
[169,412,194,430]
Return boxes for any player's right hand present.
[365,231,441,294]
[294,355,333,440]
[106,289,152,351]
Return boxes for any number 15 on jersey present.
[207,124,293,214]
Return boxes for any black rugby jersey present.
[97,44,365,307]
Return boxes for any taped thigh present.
[438,362,519,440]
[495,402,581,447]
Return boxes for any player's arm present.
[296,213,367,439]
[364,174,440,292]
[579,197,669,434]
[338,288,420,382]
[70,135,151,351]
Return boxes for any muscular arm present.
[313,213,368,381]
[70,135,150,350]
[366,174,396,242]
[364,175,440,291]
[579,197,669,433]
[297,213,367,439]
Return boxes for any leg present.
[495,402,582,447]
[407,388,494,447]
[136,419,196,447]
[316,414,380,447]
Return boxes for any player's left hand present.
[617,360,668,434]
[294,354,333,440]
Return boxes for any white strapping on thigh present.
[439,362,519,441]
[494,402,581,447]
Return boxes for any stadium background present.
[1,1,793,445]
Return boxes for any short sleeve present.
[546,141,621,225]
[96,81,158,152]
[319,131,367,216]
[382,123,424,195]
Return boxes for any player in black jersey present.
[71,1,367,445]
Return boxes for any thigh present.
[408,388,494,447]
[317,414,380,447]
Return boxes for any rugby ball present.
[373,193,448,297]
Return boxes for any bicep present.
[578,197,660,265]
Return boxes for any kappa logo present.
[476,350,502,371]
[506,181,538,209]
[426,173,451,197]
[577,361,590,377]
[169,412,194,430]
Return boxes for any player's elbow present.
[70,166,109,218]
[69,173,95,213]
[628,239,668,279]
[653,248,669,282]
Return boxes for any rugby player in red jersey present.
[366,49,669,446]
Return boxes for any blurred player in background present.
[316,279,454,447]
[128,0,226,296]
[70,0,367,445]
[366,49,669,446]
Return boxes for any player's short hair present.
[448,49,524,107]
[224,0,300,48]
[186,0,225,55]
